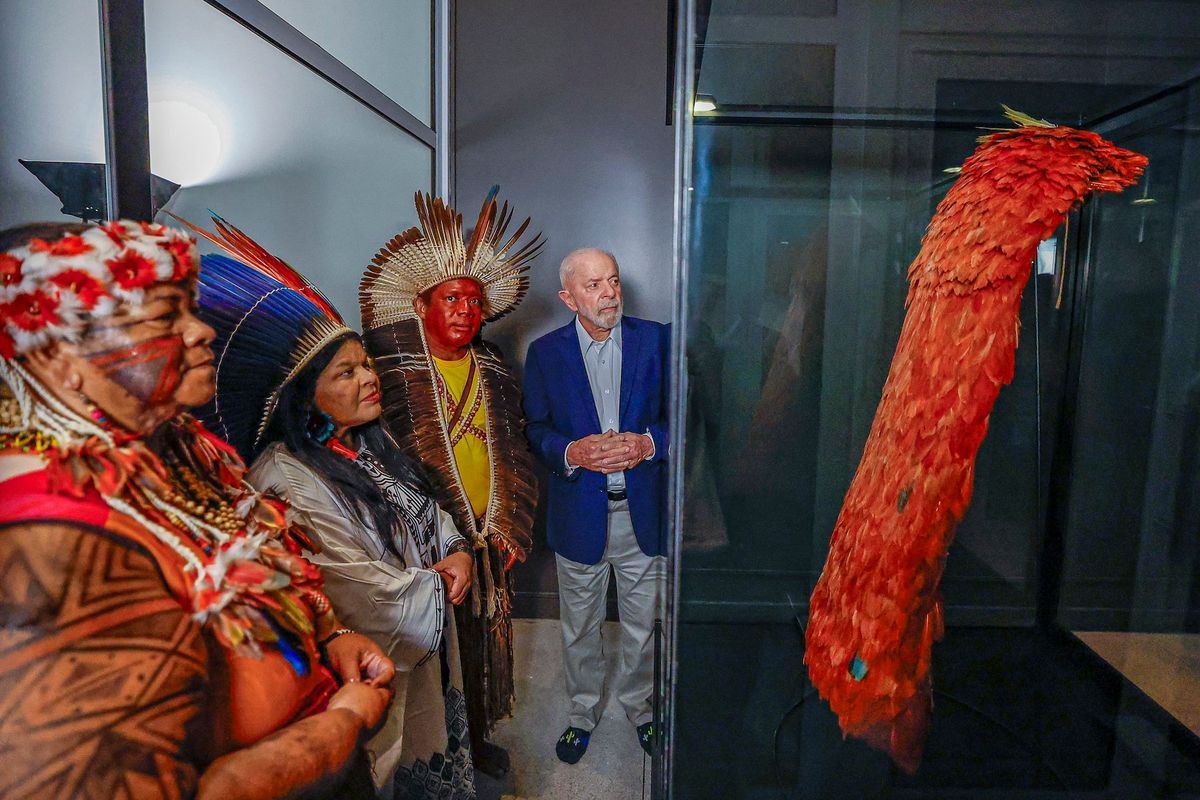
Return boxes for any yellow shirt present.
[432,353,490,519]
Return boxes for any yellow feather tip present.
[1001,104,1055,129]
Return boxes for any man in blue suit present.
[523,247,669,764]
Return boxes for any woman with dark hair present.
[184,213,477,800]
[0,220,395,799]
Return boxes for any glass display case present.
[660,2,1200,797]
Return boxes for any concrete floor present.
[476,618,650,800]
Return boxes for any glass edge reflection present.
[662,0,696,796]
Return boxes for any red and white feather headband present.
[0,220,197,359]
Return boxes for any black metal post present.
[98,0,153,221]
[651,617,664,798]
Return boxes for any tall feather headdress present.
[360,188,545,328]
[171,211,353,460]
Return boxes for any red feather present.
[167,211,344,323]
[804,111,1146,773]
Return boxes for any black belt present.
[606,489,627,502]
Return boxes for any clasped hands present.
[567,429,654,474]
[325,632,395,731]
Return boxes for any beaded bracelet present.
[319,627,355,648]
[445,540,473,558]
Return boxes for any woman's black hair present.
[264,331,433,560]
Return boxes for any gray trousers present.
[555,500,666,731]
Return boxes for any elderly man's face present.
[559,252,622,332]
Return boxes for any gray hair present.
[559,247,619,288]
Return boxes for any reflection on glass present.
[1062,89,1200,757]
[144,0,432,328]
[669,2,1200,798]
[1061,91,1200,635]
[0,0,106,227]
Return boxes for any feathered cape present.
[363,317,537,731]
[804,109,1147,772]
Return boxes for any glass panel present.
[144,0,432,328]
[669,1,1200,797]
[1061,87,1200,758]
[1060,89,1200,634]
[0,0,106,227]
[258,0,433,125]
[696,43,835,109]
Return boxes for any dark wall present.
[454,0,675,357]
[453,0,675,616]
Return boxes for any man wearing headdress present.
[359,190,543,774]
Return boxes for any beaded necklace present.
[0,359,333,659]
[433,352,487,446]
[0,427,57,454]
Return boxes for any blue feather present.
[265,616,310,676]
[196,254,346,461]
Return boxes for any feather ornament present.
[360,188,545,328]
[179,212,352,462]
[169,211,344,323]
[804,109,1147,773]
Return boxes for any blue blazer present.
[523,316,670,565]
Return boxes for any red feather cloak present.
[804,110,1147,773]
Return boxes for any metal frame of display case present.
[95,0,447,219]
[661,0,696,796]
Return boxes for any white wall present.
[144,0,434,330]
[258,0,432,124]
[0,0,106,228]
